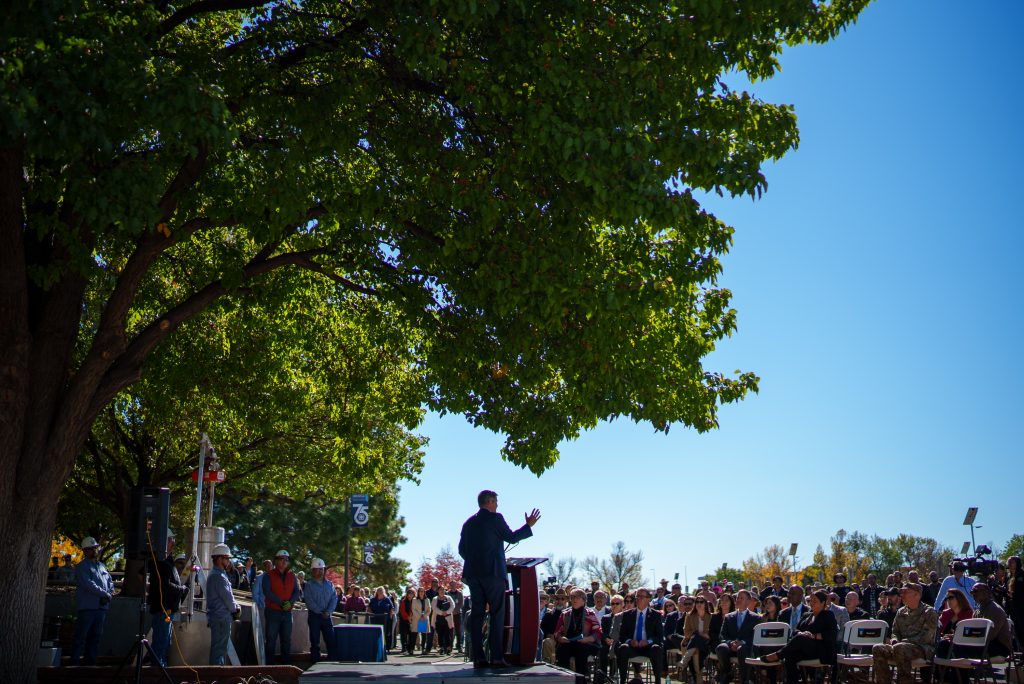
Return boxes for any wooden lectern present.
[503,556,547,664]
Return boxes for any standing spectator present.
[146,530,187,667]
[588,581,600,607]
[70,537,115,665]
[243,557,256,586]
[921,571,942,607]
[833,573,851,602]
[714,590,761,684]
[344,585,368,613]
[970,583,1012,658]
[261,549,300,664]
[699,582,718,609]
[1005,556,1024,634]
[207,543,240,665]
[759,576,787,601]
[447,581,465,653]
[861,574,886,617]
[370,586,396,651]
[411,587,432,653]
[56,554,75,583]
[870,583,937,684]
[670,583,684,604]
[304,559,337,662]
[933,561,977,611]
[877,588,899,630]
[651,585,668,610]
[432,585,456,655]
[424,578,439,655]
[398,588,416,655]
[251,560,271,614]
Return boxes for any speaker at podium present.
[503,557,548,665]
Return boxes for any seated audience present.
[969,583,1012,658]
[678,595,712,684]
[554,588,604,682]
[762,589,837,684]
[714,590,761,684]
[615,588,665,684]
[870,583,937,684]
[936,587,973,658]
[708,592,733,646]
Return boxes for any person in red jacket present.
[260,549,301,664]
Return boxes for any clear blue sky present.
[392,0,1024,586]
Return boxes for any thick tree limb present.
[155,0,271,40]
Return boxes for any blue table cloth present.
[330,623,386,662]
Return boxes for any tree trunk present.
[0,485,62,684]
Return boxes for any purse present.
[417,618,429,633]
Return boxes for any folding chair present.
[835,620,887,684]
[629,655,655,684]
[744,622,791,684]
[933,618,996,684]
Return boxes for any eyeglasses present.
[625,599,635,604]
[611,601,623,605]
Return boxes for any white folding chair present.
[745,623,791,684]
[933,618,995,684]
[836,620,887,683]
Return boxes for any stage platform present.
[301,661,576,684]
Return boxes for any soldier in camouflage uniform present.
[871,583,938,684]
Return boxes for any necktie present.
[791,607,799,630]
[635,610,644,641]
[737,610,744,629]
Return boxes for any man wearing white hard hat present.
[304,558,338,661]
[207,542,240,665]
[70,537,115,665]
[259,549,301,664]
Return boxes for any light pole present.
[789,543,799,584]
[963,507,979,555]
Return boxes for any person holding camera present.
[207,543,241,665]
[933,561,977,611]
[70,536,115,665]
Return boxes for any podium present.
[504,557,547,665]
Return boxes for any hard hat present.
[211,543,231,557]
[311,558,326,570]
[275,549,290,559]
[174,554,187,561]
[81,537,100,549]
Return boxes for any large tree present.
[0,0,869,679]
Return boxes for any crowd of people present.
[533,561,1022,684]
[59,527,1024,680]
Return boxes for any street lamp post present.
[963,507,979,555]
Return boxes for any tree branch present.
[155,0,271,41]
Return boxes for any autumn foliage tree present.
[416,547,464,591]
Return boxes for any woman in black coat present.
[763,589,837,684]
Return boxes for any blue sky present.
[392,0,1023,585]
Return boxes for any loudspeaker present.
[125,487,170,561]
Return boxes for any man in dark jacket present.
[715,590,762,684]
[146,530,187,667]
[458,490,540,667]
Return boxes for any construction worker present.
[70,537,115,665]
[207,543,240,665]
[260,549,301,664]
[304,558,338,661]
[147,529,186,666]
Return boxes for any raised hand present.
[525,508,542,527]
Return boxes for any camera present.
[952,545,999,578]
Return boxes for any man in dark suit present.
[458,489,541,667]
[779,585,808,634]
[715,589,761,684]
[615,587,665,684]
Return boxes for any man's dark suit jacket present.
[718,610,762,655]
[458,508,533,580]
[616,608,664,646]
[779,604,809,631]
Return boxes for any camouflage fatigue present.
[871,603,938,684]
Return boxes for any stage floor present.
[301,661,576,684]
